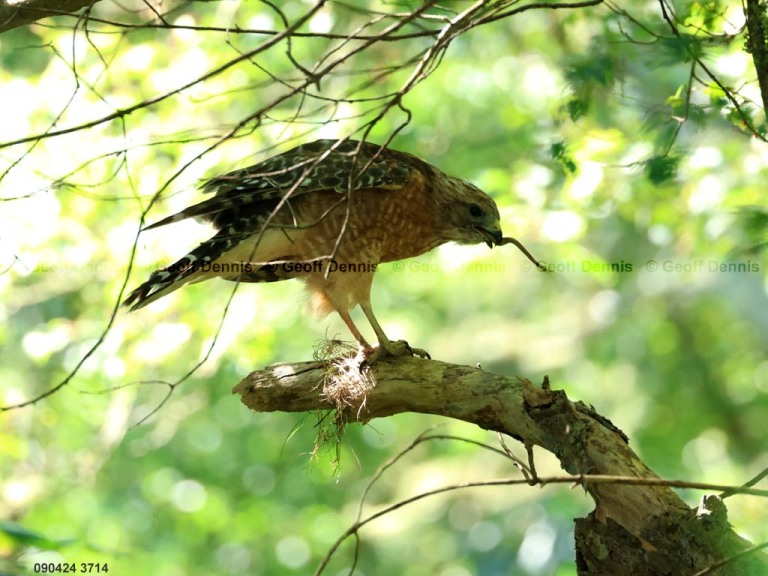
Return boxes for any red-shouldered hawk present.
[124,139,503,359]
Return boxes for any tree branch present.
[234,357,768,574]
[0,0,100,33]
[745,0,768,115]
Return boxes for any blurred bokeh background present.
[1,1,766,574]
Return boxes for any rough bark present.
[745,0,768,116]
[234,357,768,575]
[0,0,101,33]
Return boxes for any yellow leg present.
[359,301,430,359]
[336,308,372,351]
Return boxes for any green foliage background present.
[1,1,766,575]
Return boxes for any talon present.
[381,340,430,359]
[355,340,431,363]
[410,347,431,359]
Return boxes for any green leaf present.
[565,97,589,121]
[566,52,615,88]
[0,522,75,551]
[550,141,567,160]
[0,27,51,77]
[666,85,685,108]
[644,155,679,184]
[550,141,578,174]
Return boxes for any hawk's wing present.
[143,139,423,232]
[124,139,431,310]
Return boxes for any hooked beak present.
[475,220,503,248]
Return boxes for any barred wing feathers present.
[142,140,419,232]
[124,140,429,310]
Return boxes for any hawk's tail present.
[123,262,191,311]
[123,228,248,310]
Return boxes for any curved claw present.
[383,339,430,359]
[409,346,431,359]
[356,340,431,367]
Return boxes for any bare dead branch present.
[234,357,768,575]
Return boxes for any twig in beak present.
[497,237,546,271]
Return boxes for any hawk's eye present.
[468,203,484,218]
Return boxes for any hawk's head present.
[437,179,503,248]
